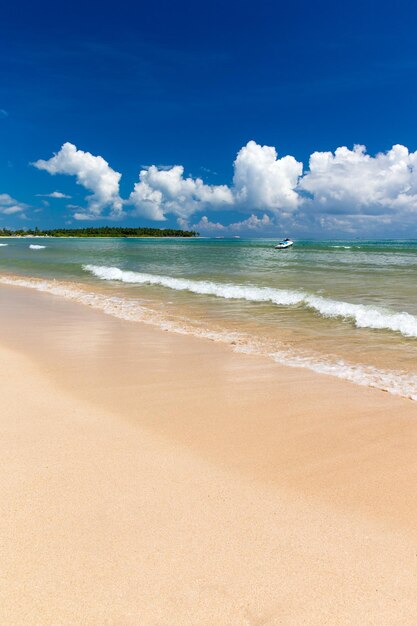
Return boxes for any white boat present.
[274,238,293,249]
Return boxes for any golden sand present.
[1,285,417,625]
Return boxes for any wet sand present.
[1,284,417,625]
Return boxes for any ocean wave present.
[29,244,46,250]
[83,264,417,339]
[0,243,8,247]
[1,272,416,401]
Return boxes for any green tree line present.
[0,226,198,238]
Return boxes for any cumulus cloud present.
[0,193,27,215]
[129,165,233,221]
[191,213,272,234]
[31,139,417,234]
[231,213,272,231]
[33,143,123,218]
[36,190,72,199]
[233,141,302,212]
[299,144,417,215]
[181,142,417,229]
[191,216,226,232]
[129,141,301,222]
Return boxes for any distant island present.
[0,226,198,238]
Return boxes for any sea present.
[1,237,417,400]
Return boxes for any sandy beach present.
[1,283,417,625]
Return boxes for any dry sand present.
[1,284,417,625]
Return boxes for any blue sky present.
[1,0,417,236]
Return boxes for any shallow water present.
[1,237,417,399]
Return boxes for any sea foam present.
[1,272,417,401]
[83,264,417,339]
[29,244,46,250]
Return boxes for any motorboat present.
[274,238,294,249]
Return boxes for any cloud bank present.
[32,140,417,234]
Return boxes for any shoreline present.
[1,283,417,523]
[1,271,416,402]
[1,284,417,623]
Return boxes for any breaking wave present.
[1,272,416,401]
[29,244,46,250]
[83,264,417,339]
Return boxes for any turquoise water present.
[1,237,417,399]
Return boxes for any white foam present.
[83,264,417,339]
[237,344,417,401]
[0,243,8,247]
[1,273,417,401]
[269,350,417,400]
[29,244,46,250]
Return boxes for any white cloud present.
[2,206,24,215]
[36,191,72,199]
[0,193,27,215]
[129,165,233,221]
[191,216,226,232]
[129,173,166,221]
[191,213,272,234]
[129,141,301,222]
[175,142,417,229]
[31,140,417,234]
[0,194,14,205]
[73,212,96,221]
[300,144,417,215]
[233,140,303,212]
[33,142,123,218]
[230,213,272,231]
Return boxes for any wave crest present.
[83,264,417,339]
[1,272,416,401]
